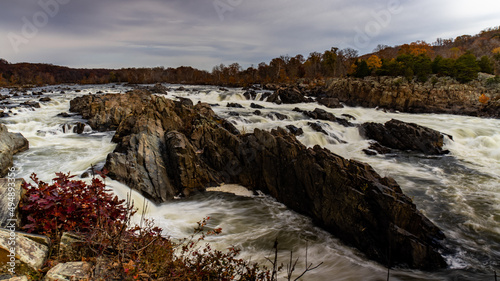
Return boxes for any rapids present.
[1,84,498,280]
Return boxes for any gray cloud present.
[1,0,499,70]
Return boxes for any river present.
[1,84,499,280]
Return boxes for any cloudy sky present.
[1,0,499,70]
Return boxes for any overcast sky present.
[1,0,499,70]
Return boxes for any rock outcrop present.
[323,77,500,118]
[360,119,449,155]
[0,125,29,177]
[70,90,447,270]
[267,87,314,104]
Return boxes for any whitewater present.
[1,84,498,280]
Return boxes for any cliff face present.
[70,90,447,270]
[321,77,500,118]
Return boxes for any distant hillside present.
[1,26,499,87]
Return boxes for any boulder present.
[72,123,86,134]
[250,103,265,109]
[20,101,40,108]
[317,97,343,108]
[39,97,51,102]
[359,119,449,155]
[0,179,25,228]
[267,87,313,104]
[0,230,50,271]
[69,91,447,270]
[303,108,354,127]
[43,262,92,281]
[285,125,304,136]
[0,125,29,177]
[227,103,244,108]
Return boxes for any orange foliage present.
[479,94,490,104]
[399,41,434,57]
[366,55,382,70]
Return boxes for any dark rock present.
[268,87,314,104]
[177,97,194,108]
[219,87,229,92]
[176,87,186,91]
[32,91,44,96]
[359,119,449,155]
[57,112,73,118]
[318,97,343,108]
[292,107,305,113]
[227,103,244,108]
[304,108,354,127]
[39,97,51,102]
[151,83,168,94]
[308,122,328,135]
[286,125,304,136]
[20,101,41,108]
[73,122,86,134]
[253,110,262,116]
[266,112,288,120]
[363,142,393,155]
[243,91,257,100]
[260,92,272,101]
[69,91,447,270]
[342,113,356,120]
[228,112,240,116]
[250,103,265,109]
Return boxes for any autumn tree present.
[304,52,323,78]
[399,41,434,57]
[321,47,338,77]
[366,55,382,71]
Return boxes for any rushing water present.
[1,84,499,280]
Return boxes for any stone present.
[322,77,500,118]
[266,112,288,120]
[267,87,313,104]
[72,123,86,134]
[250,103,265,109]
[38,97,51,102]
[69,91,447,270]
[317,97,343,108]
[359,119,449,155]
[0,125,29,178]
[0,179,25,228]
[227,103,244,108]
[0,230,49,271]
[43,262,92,281]
[303,108,354,127]
[19,101,40,108]
[0,276,28,281]
[58,233,86,261]
[285,125,304,136]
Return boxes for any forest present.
[1,27,500,87]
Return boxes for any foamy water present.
[2,84,499,280]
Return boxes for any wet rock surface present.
[360,119,449,155]
[70,90,447,270]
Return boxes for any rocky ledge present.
[0,124,29,177]
[270,77,500,118]
[70,90,447,270]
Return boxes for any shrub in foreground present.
[18,172,321,280]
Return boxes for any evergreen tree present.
[454,52,480,83]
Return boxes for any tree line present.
[1,27,500,87]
